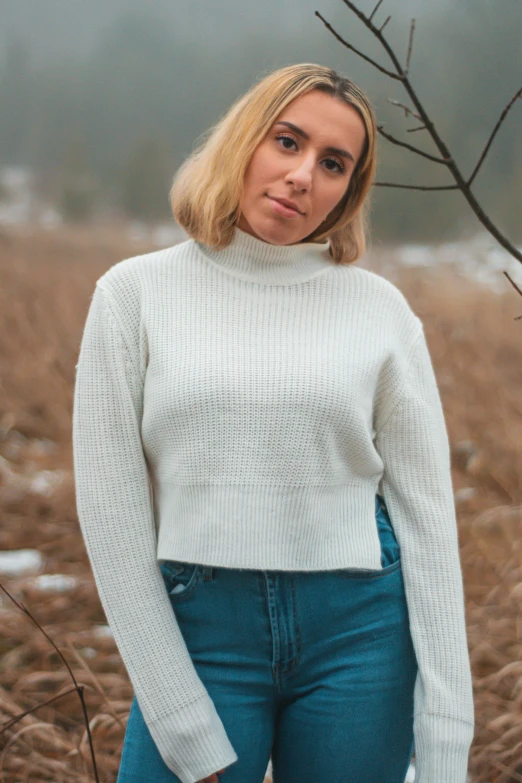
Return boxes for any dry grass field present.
[1,222,522,782]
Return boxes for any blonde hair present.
[170,63,378,264]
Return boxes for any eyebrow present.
[273,121,356,164]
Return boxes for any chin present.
[240,216,303,246]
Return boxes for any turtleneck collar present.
[195,226,336,285]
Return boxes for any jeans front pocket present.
[159,560,202,601]
[337,494,401,579]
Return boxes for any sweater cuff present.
[148,691,239,783]
[413,712,474,783]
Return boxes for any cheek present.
[242,159,262,199]
[327,180,351,212]
[316,187,345,218]
[246,145,278,187]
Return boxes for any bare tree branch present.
[386,98,423,122]
[407,125,428,133]
[65,636,126,729]
[504,270,522,298]
[377,124,448,163]
[0,581,101,783]
[379,15,391,33]
[405,19,416,75]
[337,0,410,77]
[503,271,522,318]
[0,686,89,734]
[315,12,400,80]
[316,1,522,266]
[467,85,522,186]
[369,0,385,23]
[374,182,460,190]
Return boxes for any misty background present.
[0,0,520,244]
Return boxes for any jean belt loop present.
[202,565,213,581]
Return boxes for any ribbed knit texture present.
[72,226,474,783]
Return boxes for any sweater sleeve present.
[374,327,475,783]
[72,282,238,783]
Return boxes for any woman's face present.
[236,89,367,245]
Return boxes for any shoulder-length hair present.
[170,63,378,264]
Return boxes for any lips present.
[268,196,304,215]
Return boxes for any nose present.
[284,152,314,192]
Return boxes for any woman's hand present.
[197,767,227,782]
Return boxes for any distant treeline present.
[0,0,520,242]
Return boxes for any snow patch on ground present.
[30,574,79,592]
[0,549,43,576]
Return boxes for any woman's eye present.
[276,135,297,152]
[275,135,345,174]
[323,158,345,174]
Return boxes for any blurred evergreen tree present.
[120,131,174,222]
[57,133,99,222]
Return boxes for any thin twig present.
[379,14,391,33]
[65,637,126,729]
[387,98,423,122]
[377,124,448,163]
[374,181,460,190]
[0,685,89,734]
[503,272,522,319]
[467,85,522,187]
[405,18,416,74]
[0,580,100,783]
[369,0,385,23]
[504,271,522,297]
[314,12,401,81]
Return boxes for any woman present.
[73,63,474,783]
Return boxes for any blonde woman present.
[73,63,474,783]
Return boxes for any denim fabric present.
[117,494,417,783]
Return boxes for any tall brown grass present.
[1,222,522,782]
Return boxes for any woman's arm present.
[374,327,475,783]
[73,282,238,783]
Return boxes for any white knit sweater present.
[73,226,474,783]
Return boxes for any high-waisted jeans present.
[116,494,418,783]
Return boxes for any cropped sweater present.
[72,226,474,783]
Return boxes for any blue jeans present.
[117,495,417,783]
